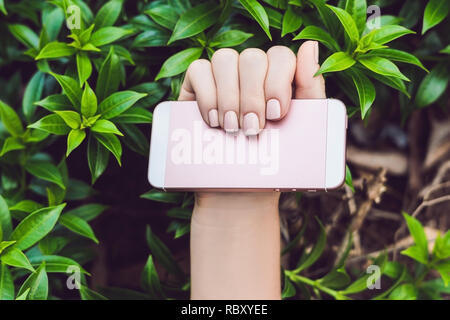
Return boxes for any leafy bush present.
[0,0,448,300]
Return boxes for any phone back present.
[148,99,346,191]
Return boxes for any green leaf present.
[415,63,449,108]
[209,30,254,48]
[25,161,65,190]
[65,204,107,222]
[81,82,97,117]
[91,119,123,136]
[293,25,339,51]
[266,6,282,30]
[38,236,69,255]
[15,288,30,300]
[239,0,272,40]
[54,110,81,129]
[98,91,146,119]
[22,71,45,120]
[358,56,409,81]
[365,70,410,98]
[49,73,82,110]
[347,68,375,119]
[94,0,123,30]
[34,94,72,112]
[28,114,71,135]
[66,129,86,157]
[132,28,170,48]
[0,100,24,136]
[316,52,355,75]
[281,5,303,37]
[388,283,417,300]
[168,1,221,44]
[59,213,99,243]
[145,225,184,278]
[371,25,415,45]
[141,190,183,203]
[341,253,387,295]
[141,255,164,299]
[35,41,76,60]
[0,137,25,157]
[0,241,15,255]
[0,0,6,15]
[0,263,14,300]
[93,132,122,166]
[294,217,326,272]
[344,0,367,35]
[1,247,35,272]
[28,255,89,275]
[145,5,179,30]
[17,262,48,300]
[422,0,450,34]
[119,123,148,155]
[400,212,428,263]
[76,53,92,87]
[155,47,203,80]
[9,200,43,214]
[111,107,152,124]
[282,273,296,299]
[326,5,359,46]
[433,231,450,260]
[87,135,110,184]
[345,165,355,192]
[80,285,108,300]
[90,27,132,47]
[368,48,428,72]
[319,268,351,290]
[96,47,121,102]
[440,45,450,54]
[10,204,65,251]
[0,196,12,240]
[435,260,450,286]
[8,24,39,49]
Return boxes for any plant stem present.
[286,271,347,299]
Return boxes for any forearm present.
[190,192,281,300]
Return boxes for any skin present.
[178,41,326,300]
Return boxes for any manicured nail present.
[266,99,281,120]
[313,40,319,64]
[224,111,238,133]
[208,109,219,127]
[243,112,260,136]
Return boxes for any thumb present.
[294,41,326,99]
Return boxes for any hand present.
[180,41,326,299]
[178,41,326,208]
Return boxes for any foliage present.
[0,0,448,300]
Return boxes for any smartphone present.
[148,99,347,192]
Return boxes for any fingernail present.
[208,109,219,127]
[313,41,319,64]
[224,111,239,133]
[243,112,260,136]
[266,99,281,120]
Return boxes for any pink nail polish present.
[243,113,260,136]
[224,111,238,133]
[208,109,219,127]
[266,99,281,120]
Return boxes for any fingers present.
[294,41,326,99]
[264,46,296,120]
[239,48,268,135]
[179,59,218,126]
[211,49,240,132]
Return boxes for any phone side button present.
[307,189,317,192]
[292,189,297,192]
[274,188,280,192]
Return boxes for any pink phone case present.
[148,99,347,191]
